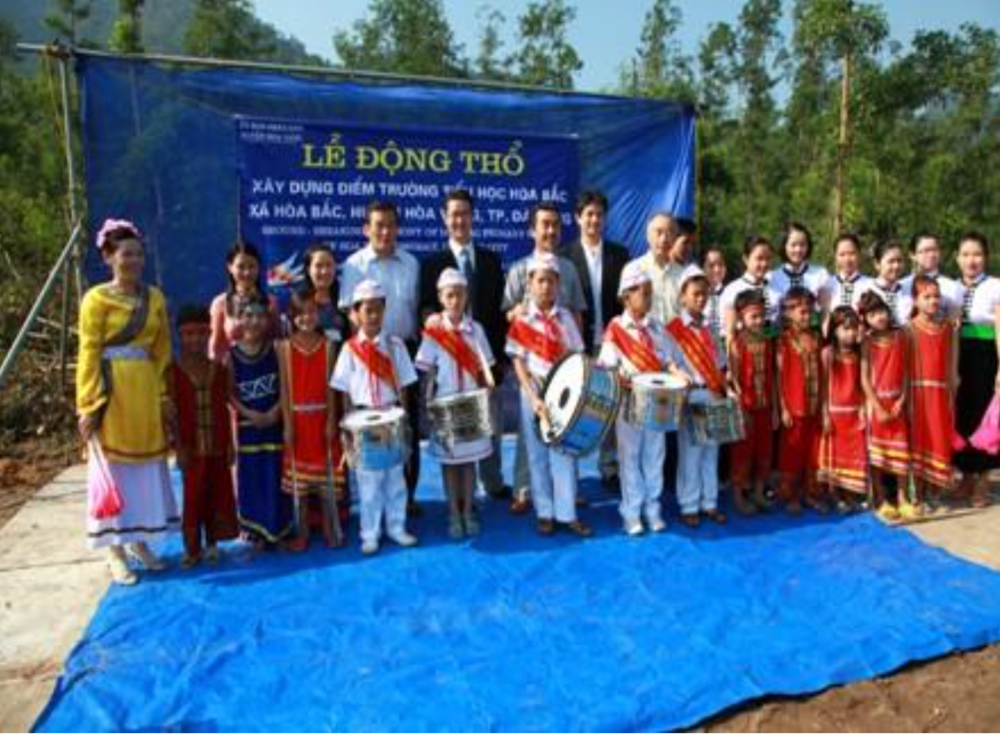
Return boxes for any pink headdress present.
[95,218,142,251]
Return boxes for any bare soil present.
[704,645,1000,732]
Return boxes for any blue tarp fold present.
[34,442,1000,732]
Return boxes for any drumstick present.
[282,340,303,537]
[325,440,343,548]
[471,335,496,389]
[324,340,343,548]
[530,375,553,440]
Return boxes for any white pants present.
[615,415,666,524]
[355,465,407,544]
[520,392,579,522]
[676,421,720,515]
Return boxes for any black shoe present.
[602,475,621,495]
[564,520,593,538]
[486,484,513,500]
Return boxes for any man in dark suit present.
[419,189,511,499]
[562,190,631,489]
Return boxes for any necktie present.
[459,247,474,285]
[360,340,382,407]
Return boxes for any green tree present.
[108,0,145,54]
[44,0,93,46]
[793,0,889,235]
[185,0,277,60]
[621,0,695,102]
[695,22,738,246]
[474,5,509,81]
[333,0,467,78]
[726,0,786,234]
[698,22,737,117]
[507,0,582,89]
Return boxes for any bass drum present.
[541,352,621,457]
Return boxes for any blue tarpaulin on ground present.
[34,440,1000,732]
[77,55,696,313]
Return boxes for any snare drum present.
[625,373,688,431]
[340,407,409,471]
[427,388,496,463]
[541,353,621,457]
[687,392,746,445]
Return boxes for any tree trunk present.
[834,52,851,234]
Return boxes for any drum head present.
[634,372,688,390]
[686,389,717,407]
[430,388,489,408]
[543,353,587,427]
[342,407,405,430]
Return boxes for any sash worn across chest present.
[666,318,726,394]
[606,320,662,373]
[348,337,399,393]
[424,325,486,387]
[508,318,565,365]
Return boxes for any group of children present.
[169,224,996,566]
[718,229,989,524]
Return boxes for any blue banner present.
[235,116,580,294]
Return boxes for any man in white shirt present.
[631,213,689,326]
[630,213,694,500]
[339,201,423,513]
[561,191,631,490]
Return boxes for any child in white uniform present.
[415,268,496,539]
[666,265,730,528]
[599,261,687,535]
[331,279,419,556]
[506,253,592,537]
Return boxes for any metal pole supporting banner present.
[0,221,84,391]
[57,52,83,387]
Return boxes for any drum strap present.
[606,320,662,373]
[423,325,485,389]
[508,318,566,366]
[666,318,726,395]
[348,337,399,407]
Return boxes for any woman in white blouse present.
[770,222,830,314]
[953,231,1000,508]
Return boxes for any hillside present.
[1,0,325,65]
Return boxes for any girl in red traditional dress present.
[776,286,825,514]
[906,275,958,516]
[817,306,868,512]
[727,289,775,515]
[171,304,239,568]
[278,286,345,550]
[859,291,910,522]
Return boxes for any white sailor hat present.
[527,252,560,276]
[679,264,708,290]
[436,267,468,291]
[352,278,386,305]
[617,260,652,296]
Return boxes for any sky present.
[253,0,1000,93]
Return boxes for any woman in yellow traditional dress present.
[77,219,179,585]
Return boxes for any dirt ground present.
[2,434,999,732]
[0,435,78,529]
[704,645,1000,732]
